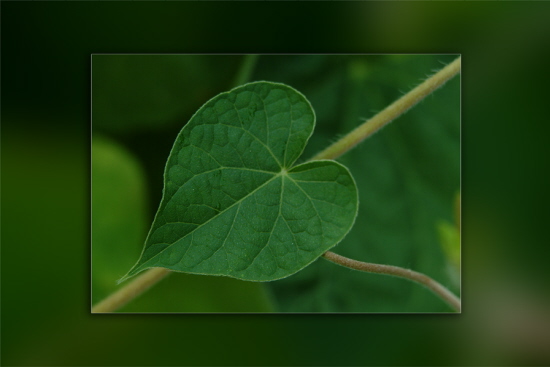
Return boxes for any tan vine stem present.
[323,251,461,312]
[311,56,461,161]
[92,267,169,313]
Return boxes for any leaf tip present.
[116,273,131,285]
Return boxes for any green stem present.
[232,54,259,88]
[311,56,461,161]
[323,251,461,312]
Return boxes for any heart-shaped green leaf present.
[121,81,358,282]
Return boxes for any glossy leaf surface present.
[122,81,358,282]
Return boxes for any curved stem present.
[311,56,461,161]
[323,251,461,312]
[92,268,170,313]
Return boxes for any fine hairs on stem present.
[310,57,462,312]
[92,56,461,313]
[312,56,461,161]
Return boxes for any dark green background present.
[3,2,550,366]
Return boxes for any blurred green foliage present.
[93,55,240,133]
[92,54,459,312]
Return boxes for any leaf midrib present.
[139,170,284,271]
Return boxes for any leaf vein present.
[143,174,280,269]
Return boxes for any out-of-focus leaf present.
[92,135,148,303]
[437,191,461,288]
[437,220,461,289]
[438,221,460,269]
